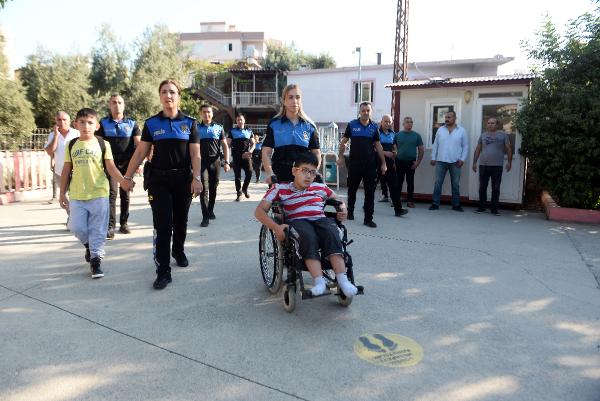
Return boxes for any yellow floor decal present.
[354,333,423,368]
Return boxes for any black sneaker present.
[235,193,242,202]
[153,274,172,290]
[209,212,216,220]
[347,212,354,220]
[363,220,377,228]
[395,209,408,217]
[243,190,250,198]
[475,208,486,213]
[200,218,210,227]
[172,252,189,267]
[84,243,90,263]
[429,204,439,210]
[378,196,389,202]
[452,206,464,212]
[90,257,104,279]
[119,224,131,234]
[106,228,115,240]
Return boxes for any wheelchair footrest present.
[301,289,332,300]
[335,285,365,297]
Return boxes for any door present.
[468,95,525,204]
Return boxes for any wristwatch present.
[194,175,202,182]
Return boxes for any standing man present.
[379,114,408,216]
[429,110,469,211]
[337,102,387,227]
[394,116,424,208]
[96,94,141,238]
[251,133,263,183]
[44,111,79,213]
[472,117,512,215]
[228,114,255,201]
[198,104,230,227]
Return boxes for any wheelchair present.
[258,197,364,313]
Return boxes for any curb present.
[541,191,600,224]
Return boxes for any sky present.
[0,0,597,75]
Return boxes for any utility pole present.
[391,0,409,130]
[356,47,362,116]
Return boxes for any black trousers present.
[233,155,252,194]
[147,172,192,275]
[377,169,389,197]
[478,165,503,211]
[251,150,262,181]
[396,160,416,202]
[381,157,403,211]
[347,160,377,221]
[109,159,131,229]
[200,158,220,218]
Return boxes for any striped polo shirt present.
[263,182,334,221]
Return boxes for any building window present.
[353,81,373,104]
[228,43,233,52]
[429,104,455,145]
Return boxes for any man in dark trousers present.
[379,114,408,217]
[394,116,424,208]
[198,104,230,227]
[337,102,388,228]
[96,94,141,238]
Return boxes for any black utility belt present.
[152,168,191,177]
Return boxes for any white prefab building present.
[387,75,534,205]
[180,22,267,63]
[286,56,514,127]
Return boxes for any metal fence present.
[0,129,52,151]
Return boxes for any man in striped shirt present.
[254,153,358,298]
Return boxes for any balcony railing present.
[205,86,231,106]
[245,124,268,137]
[232,92,278,107]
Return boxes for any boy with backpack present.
[59,108,132,278]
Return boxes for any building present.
[286,56,514,129]
[180,22,268,63]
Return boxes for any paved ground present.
[1,174,599,401]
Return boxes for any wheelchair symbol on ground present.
[354,333,423,368]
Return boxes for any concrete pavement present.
[1,174,599,401]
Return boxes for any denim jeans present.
[432,161,461,206]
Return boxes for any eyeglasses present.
[297,167,318,177]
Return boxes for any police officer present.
[378,114,408,217]
[337,102,387,228]
[251,133,263,183]
[228,114,255,201]
[121,79,202,290]
[262,84,320,184]
[198,104,230,227]
[96,94,141,238]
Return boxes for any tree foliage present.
[263,40,336,72]
[515,10,600,209]
[0,31,8,78]
[89,24,129,100]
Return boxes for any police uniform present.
[344,118,380,223]
[378,127,405,213]
[263,116,320,182]
[252,139,263,182]
[142,111,198,277]
[228,126,253,197]
[199,121,225,221]
[96,116,141,232]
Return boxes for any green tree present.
[20,49,91,127]
[0,31,8,78]
[128,25,188,122]
[515,10,600,209]
[89,24,130,102]
[0,0,13,9]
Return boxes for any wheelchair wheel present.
[283,284,296,313]
[337,292,353,307]
[259,225,283,294]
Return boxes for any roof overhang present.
[385,74,535,90]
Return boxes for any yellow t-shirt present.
[64,137,113,200]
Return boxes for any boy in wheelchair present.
[254,152,359,298]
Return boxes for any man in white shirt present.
[429,110,469,211]
[44,111,80,207]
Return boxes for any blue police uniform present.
[343,119,381,223]
[252,140,263,182]
[97,117,141,232]
[198,122,225,223]
[377,127,405,212]
[263,116,320,182]
[228,127,253,197]
[141,111,199,277]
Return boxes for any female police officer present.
[262,84,320,184]
[228,114,255,201]
[121,79,202,290]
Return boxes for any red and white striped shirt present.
[263,182,334,221]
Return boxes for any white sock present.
[336,273,358,297]
[310,276,327,296]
